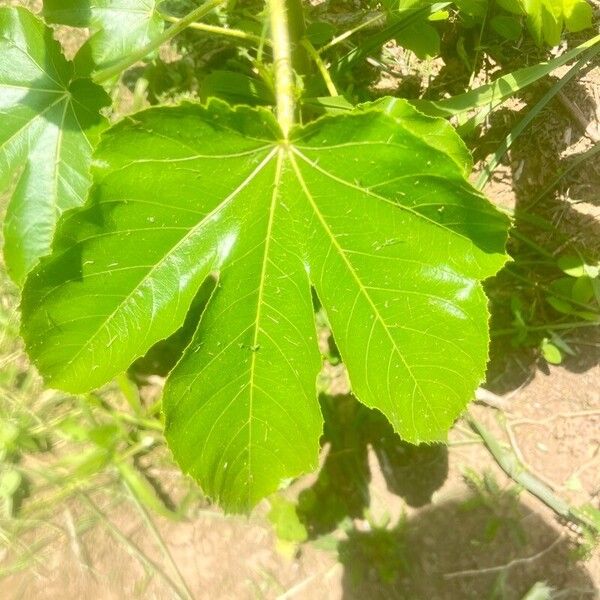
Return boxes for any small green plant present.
[0,0,597,513]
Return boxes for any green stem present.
[466,413,599,534]
[269,0,295,137]
[93,0,226,84]
[302,38,338,96]
[160,12,266,46]
[492,319,600,337]
[318,13,384,54]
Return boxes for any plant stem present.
[302,39,338,96]
[318,13,384,54]
[160,12,266,46]
[269,0,296,137]
[93,0,226,84]
[465,412,599,534]
[492,319,599,337]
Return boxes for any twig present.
[465,412,599,534]
[444,535,563,579]
[510,410,600,428]
[557,90,600,143]
[276,564,341,599]
[63,508,93,573]
[475,388,510,410]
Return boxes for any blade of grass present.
[301,39,338,96]
[525,142,600,213]
[123,478,195,600]
[476,46,600,189]
[412,33,600,118]
[79,493,190,600]
[318,13,384,53]
[332,3,450,71]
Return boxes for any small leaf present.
[455,0,489,17]
[541,338,562,364]
[558,254,587,277]
[268,495,308,543]
[22,100,508,511]
[571,276,595,304]
[306,21,335,46]
[395,21,440,59]
[43,0,164,75]
[547,296,576,315]
[0,7,110,284]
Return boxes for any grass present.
[0,265,205,592]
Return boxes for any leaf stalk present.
[159,12,266,46]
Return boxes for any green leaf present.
[490,15,523,40]
[22,100,508,511]
[557,254,599,278]
[395,21,440,59]
[541,338,562,364]
[43,0,164,74]
[362,98,472,176]
[563,0,593,32]
[306,21,335,46]
[268,495,308,543]
[0,7,110,285]
[454,0,488,18]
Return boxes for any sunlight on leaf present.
[0,7,110,284]
[22,100,508,511]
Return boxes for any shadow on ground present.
[478,67,600,394]
[297,394,448,538]
[338,496,596,600]
[298,396,596,599]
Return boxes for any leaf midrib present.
[244,148,284,504]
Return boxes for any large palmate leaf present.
[22,99,509,511]
[0,7,110,284]
[43,0,164,74]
